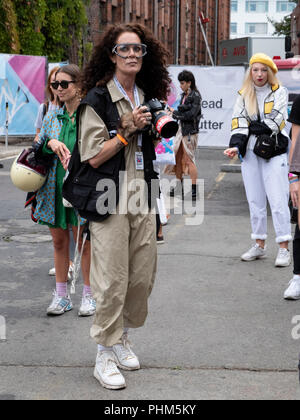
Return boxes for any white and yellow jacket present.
[229,83,288,157]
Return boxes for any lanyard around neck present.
[113,75,140,109]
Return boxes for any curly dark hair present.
[81,23,171,101]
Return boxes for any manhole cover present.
[8,234,52,243]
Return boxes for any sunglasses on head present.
[51,80,75,89]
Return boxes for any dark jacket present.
[172,90,202,136]
[62,86,158,222]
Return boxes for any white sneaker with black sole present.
[94,350,126,390]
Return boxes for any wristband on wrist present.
[116,133,128,146]
[289,178,299,184]
[289,172,297,178]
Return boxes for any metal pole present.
[5,101,8,149]
[175,0,180,65]
[214,0,219,65]
[198,17,215,66]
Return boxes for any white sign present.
[168,66,245,147]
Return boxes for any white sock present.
[98,344,113,353]
[293,275,300,280]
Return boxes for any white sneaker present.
[48,263,74,280]
[113,333,140,371]
[46,290,73,316]
[275,248,291,267]
[284,276,300,300]
[78,295,96,317]
[94,351,126,390]
[241,244,266,261]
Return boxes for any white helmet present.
[10,149,48,192]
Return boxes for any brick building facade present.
[291,1,300,56]
[86,0,230,65]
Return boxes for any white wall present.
[230,0,297,39]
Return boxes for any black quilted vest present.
[62,86,158,222]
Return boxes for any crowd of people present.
[15,23,300,391]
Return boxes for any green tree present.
[0,0,89,65]
[14,0,47,55]
[42,0,88,64]
[268,15,292,36]
[0,0,20,53]
[268,0,298,36]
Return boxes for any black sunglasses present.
[51,80,75,89]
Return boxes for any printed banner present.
[0,54,47,136]
[167,66,245,147]
[155,137,175,165]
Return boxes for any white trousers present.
[241,150,292,244]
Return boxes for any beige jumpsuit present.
[78,79,157,347]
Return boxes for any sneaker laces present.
[49,291,62,308]
[119,335,135,360]
[100,352,120,377]
[81,295,95,308]
[278,248,288,257]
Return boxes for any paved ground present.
[0,145,300,401]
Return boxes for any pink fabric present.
[56,282,68,297]
[83,285,92,297]
[9,55,46,103]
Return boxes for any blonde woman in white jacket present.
[225,53,292,267]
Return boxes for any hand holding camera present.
[142,98,178,138]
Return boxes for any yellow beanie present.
[249,53,278,73]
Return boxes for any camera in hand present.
[143,98,178,138]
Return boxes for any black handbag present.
[252,108,288,159]
[253,133,278,160]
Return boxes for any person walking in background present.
[34,66,61,143]
[165,70,202,201]
[77,23,171,390]
[33,64,95,317]
[224,53,292,266]
[283,94,300,299]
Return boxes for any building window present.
[245,1,269,13]
[276,1,297,13]
[230,23,237,34]
[231,1,238,12]
[245,22,268,34]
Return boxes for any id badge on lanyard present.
[135,151,144,171]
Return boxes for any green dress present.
[40,109,78,229]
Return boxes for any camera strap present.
[113,75,142,146]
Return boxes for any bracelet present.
[116,133,128,146]
[289,172,297,178]
[289,178,299,184]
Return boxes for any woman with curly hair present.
[77,23,171,390]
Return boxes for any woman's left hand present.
[48,139,71,167]
[132,106,152,130]
[61,155,71,171]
